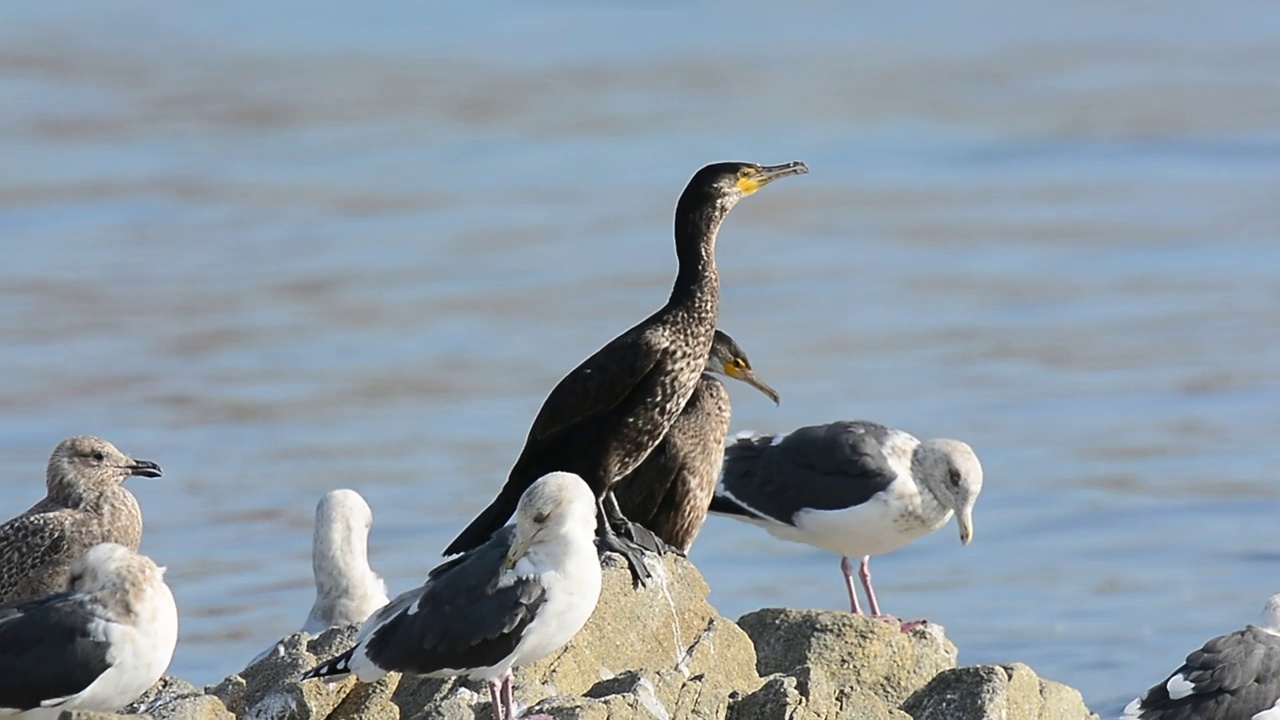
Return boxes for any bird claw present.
[596,529,655,588]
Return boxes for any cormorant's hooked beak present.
[738,161,809,195]
[724,363,781,405]
[957,509,974,546]
[127,459,163,479]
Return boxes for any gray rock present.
[728,665,910,720]
[739,609,957,708]
[218,625,372,720]
[93,552,1099,720]
[902,663,1099,720]
[59,713,147,720]
[122,676,234,720]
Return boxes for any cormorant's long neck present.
[670,198,725,308]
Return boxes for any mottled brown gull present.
[0,542,179,718]
[0,437,163,604]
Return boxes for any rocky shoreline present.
[69,554,1099,720]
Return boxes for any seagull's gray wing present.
[711,421,902,525]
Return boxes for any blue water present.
[2,2,1279,715]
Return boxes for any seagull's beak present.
[737,161,809,195]
[126,459,163,479]
[724,363,781,405]
[957,509,975,547]
[505,533,534,571]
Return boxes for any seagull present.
[0,436,163,604]
[1122,592,1280,720]
[0,542,179,719]
[247,489,390,668]
[303,471,602,720]
[709,420,983,629]
[304,489,389,634]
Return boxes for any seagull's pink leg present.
[840,556,865,615]
[858,556,886,618]
[858,555,928,633]
[488,678,504,720]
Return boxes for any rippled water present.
[3,2,1279,715]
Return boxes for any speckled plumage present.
[614,374,731,553]
[444,161,808,566]
[0,437,162,605]
[614,329,779,553]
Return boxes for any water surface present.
[2,2,1279,715]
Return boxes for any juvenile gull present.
[614,329,779,554]
[444,161,809,586]
[303,471,602,720]
[0,542,179,719]
[1121,593,1280,720]
[709,420,983,628]
[304,489,389,634]
[0,437,163,604]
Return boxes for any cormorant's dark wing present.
[1123,625,1280,720]
[0,593,113,711]
[0,510,73,603]
[711,421,901,526]
[443,329,669,557]
[367,529,547,675]
[522,330,664,444]
[612,434,681,527]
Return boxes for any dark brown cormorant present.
[443,161,808,585]
[613,329,779,554]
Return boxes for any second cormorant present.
[613,329,779,554]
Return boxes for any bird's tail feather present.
[708,493,753,518]
[301,648,355,682]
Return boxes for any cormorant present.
[443,161,808,585]
[613,329,779,554]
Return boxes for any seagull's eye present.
[948,469,962,487]
[91,451,105,462]
[533,511,550,524]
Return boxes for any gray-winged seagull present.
[709,420,983,629]
[303,471,602,720]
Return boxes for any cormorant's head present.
[681,161,809,215]
[706,329,781,404]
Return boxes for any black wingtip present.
[708,494,748,518]
[301,648,355,681]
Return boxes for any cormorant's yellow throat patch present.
[736,173,765,195]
